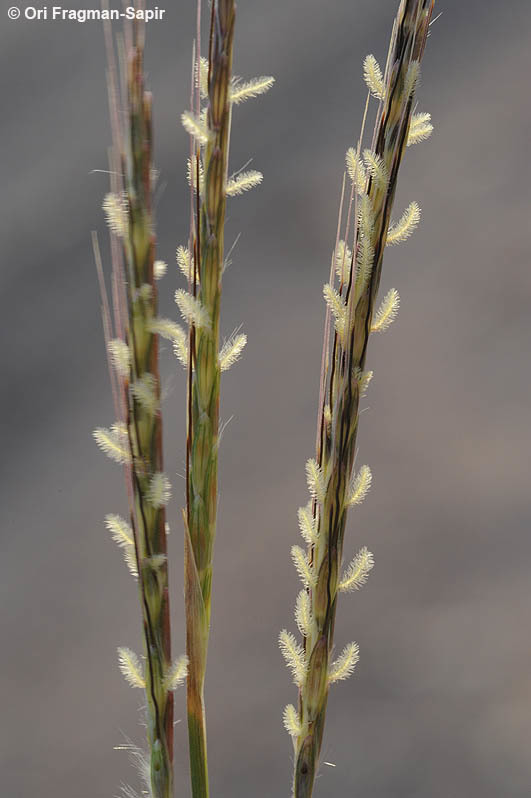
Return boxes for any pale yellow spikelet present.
[283,704,302,737]
[291,545,316,588]
[363,54,384,99]
[117,647,145,688]
[122,545,139,578]
[328,642,360,683]
[164,655,188,690]
[355,368,374,397]
[137,283,153,302]
[146,472,171,509]
[196,56,209,99]
[172,329,189,368]
[347,464,372,506]
[279,630,307,686]
[153,260,167,280]
[108,338,131,378]
[175,289,211,329]
[323,283,348,339]
[105,513,133,547]
[405,61,421,99]
[335,240,352,284]
[371,288,400,332]
[219,332,247,371]
[186,157,205,195]
[230,75,275,105]
[359,194,375,238]
[339,546,374,592]
[305,458,326,504]
[295,589,312,638]
[148,317,186,344]
[386,202,421,245]
[103,192,128,237]
[93,423,131,465]
[345,147,367,193]
[181,111,212,145]
[297,502,318,545]
[226,170,263,197]
[363,149,389,189]
[131,374,158,413]
[407,112,433,147]
[176,245,192,279]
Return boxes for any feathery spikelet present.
[175,289,211,329]
[164,655,188,691]
[295,590,312,638]
[219,332,247,371]
[279,630,307,686]
[131,374,158,413]
[363,54,384,99]
[172,331,189,368]
[305,458,326,504]
[407,112,433,146]
[355,368,374,397]
[148,317,186,343]
[153,260,167,280]
[339,547,374,592]
[405,61,421,99]
[122,546,139,578]
[386,202,421,245]
[345,147,367,193]
[328,642,360,683]
[146,472,171,509]
[335,240,352,284]
[181,111,212,145]
[323,283,348,339]
[103,192,128,237]
[105,513,134,547]
[186,157,205,195]
[297,502,318,545]
[230,75,275,104]
[93,423,131,464]
[283,704,302,737]
[108,338,131,378]
[176,245,191,279]
[291,545,315,588]
[226,170,263,196]
[117,647,145,688]
[371,288,400,332]
[363,149,389,189]
[196,56,209,99]
[347,465,372,506]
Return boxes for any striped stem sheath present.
[185,2,235,796]
[290,2,434,796]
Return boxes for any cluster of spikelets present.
[174,61,274,369]
[279,48,432,743]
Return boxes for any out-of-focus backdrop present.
[2,1,531,796]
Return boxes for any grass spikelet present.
[181,111,212,145]
[186,157,204,195]
[363,148,389,189]
[148,317,186,343]
[348,465,372,506]
[176,245,191,279]
[335,240,352,284]
[345,147,367,193]
[93,424,131,464]
[279,630,307,686]
[371,288,400,332]
[175,289,211,329]
[355,368,374,397]
[230,75,275,104]
[108,339,131,378]
[323,283,348,338]
[146,473,171,509]
[196,56,209,99]
[363,54,384,99]
[339,547,375,592]
[102,192,128,237]
[105,513,134,547]
[117,647,145,689]
[407,111,433,146]
[172,332,189,367]
[283,704,302,738]
[219,332,247,371]
[305,458,326,504]
[154,260,167,280]
[226,169,263,196]
[328,642,360,683]
[295,590,312,638]
[405,60,421,98]
[164,656,189,691]
[131,374,158,413]
[291,545,315,588]
[386,201,421,244]
[297,502,318,545]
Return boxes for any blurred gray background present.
[2,1,531,796]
